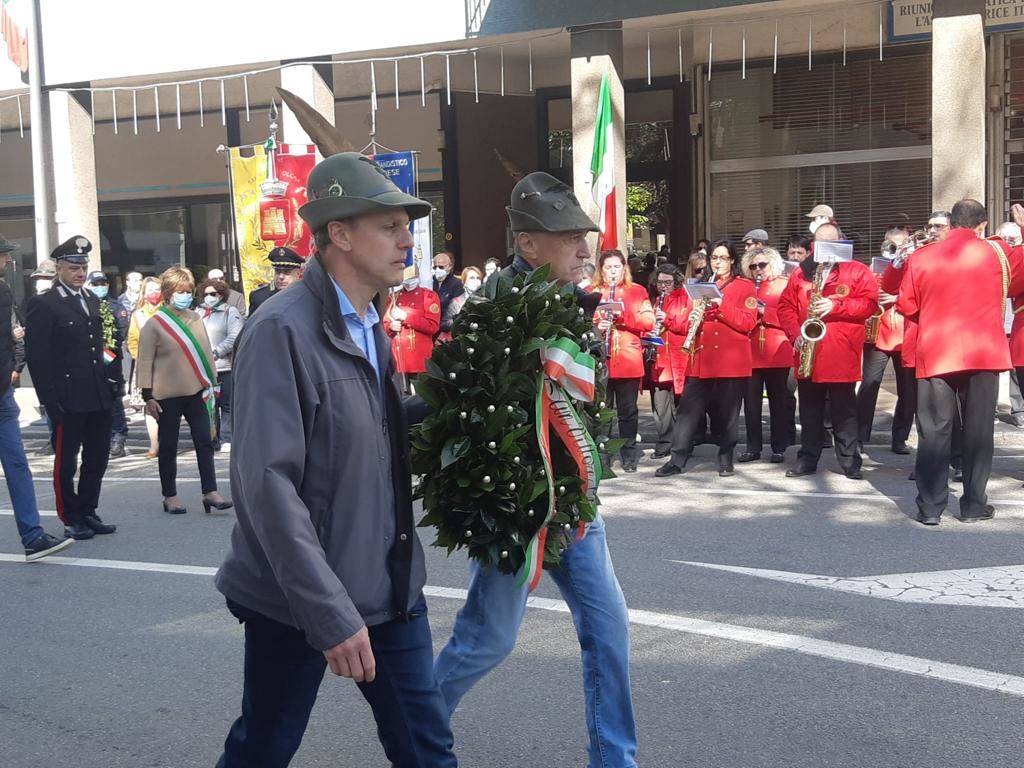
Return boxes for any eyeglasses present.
[750,262,770,270]
[927,222,949,230]
[655,278,675,286]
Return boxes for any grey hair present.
[741,246,784,280]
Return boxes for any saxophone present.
[797,264,829,378]
[864,306,884,344]
[682,298,708,358]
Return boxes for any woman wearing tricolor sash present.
[136,267,232,516]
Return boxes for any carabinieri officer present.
[25,236,118,540]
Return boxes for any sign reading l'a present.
[890,0,1024,41]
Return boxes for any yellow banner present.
[229,147,271,300]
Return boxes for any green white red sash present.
[518,337,603,591]
[151,306,218,438]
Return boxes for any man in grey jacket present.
[215,152,457,768]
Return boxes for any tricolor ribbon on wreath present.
[518,337,603,591]
[151,306,219,439]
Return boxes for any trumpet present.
[797,264,829,379]
[883,230,935,268]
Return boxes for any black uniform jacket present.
[25,282,114,416]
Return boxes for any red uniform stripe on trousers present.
[53,422,66,524]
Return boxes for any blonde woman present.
[136,267,232,516]
[127,276,162,458]
[739,246,796,463]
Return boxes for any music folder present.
[683,283,723,302]
[813,240,855,263]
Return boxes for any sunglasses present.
[750,262,770,270]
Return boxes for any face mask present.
[433,267,448,282]
[402,278,419,291]
[170,292,192,310]
[35,279,52,294]
[145,291,161,305]
[203,295,220,308]
[91,285,109,299]
[465,278,481,292]
[484,263,497,277]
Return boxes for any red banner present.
[274,144,317,258]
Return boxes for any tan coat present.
[136,307,216,400]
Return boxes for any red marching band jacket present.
[593,282,655,380]
[896,230,1024,379]
[664,277,758,379]
[777,261,879,383]
[383,286,441,374]
[654,288,692,395]
[869,269,905,353]
[881,260,916,367]
[751,276,793,369]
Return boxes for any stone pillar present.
[570,24,626,251]
[932,0,986,210]
[279,62,335,150]
[48,90,100,269]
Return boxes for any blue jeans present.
[0,387,44,547]
[434,514,637,768]
[218,596,457,768]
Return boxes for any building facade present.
[0,0,1013,304]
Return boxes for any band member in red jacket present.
[738,246,795,464]
[656,240,757,478]
[644,264,684,459]
[897,199,1024,525]
[592,249,655,472]
[777,223,878,480]
[384,277,441,375]
[856,228,917,454]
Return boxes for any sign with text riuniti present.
[890,0,1024,41]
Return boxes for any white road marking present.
[676,561,1024,609]
[3,552,1024,698]
[0,509,56,516]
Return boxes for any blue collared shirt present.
[331,279,382,384]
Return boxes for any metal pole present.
[27,0,51,264]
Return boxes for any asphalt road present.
[3,424,1024,768]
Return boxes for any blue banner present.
[373,151,418,270]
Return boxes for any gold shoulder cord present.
[988,239,1010,304]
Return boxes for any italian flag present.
[590,73,618,252]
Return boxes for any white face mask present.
[433,267,449,282]
[203,294,220,308]
[403,278,419,291]
[35,279,52,294]
[484,263,497,277]
[465,278,482,293]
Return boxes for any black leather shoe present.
[916,513,941,526]
[769,453,785,463]
[652,449,670,460]
[83,514,116,534]
[719,464,734,477]
[163,500,187,515]
[952,468,964,483]
[961,505,995,523]
[621,458,638,474]
[64,523,95,540]
[655,461,682,477]
[109,441,126,459]
[202,495,234,514]
[845,468,864,480]
[786,466,817,478]
[737,451,760,463]
[891,443,911,455]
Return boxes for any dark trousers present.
[607,377,641,459]
[217,598,458,768]
[856,347,916,446]
[216,371,233,445]
[51,408,113,526]
[648,384,677,453]
[156,392,217,497]
[1010,368,1024,417]
[744,368,794,454]
[670,376,746,466]
[796,381,861,472]
[110,397,128,441]
[915,371,997,518]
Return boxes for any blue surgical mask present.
[91,285,109,299]
[170,292,192,310]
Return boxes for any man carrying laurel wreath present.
[432,171,639,768]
